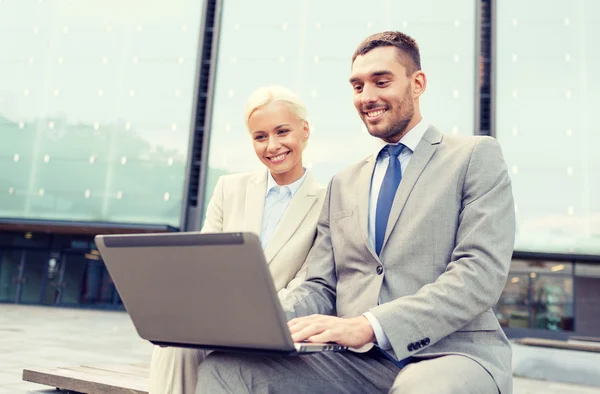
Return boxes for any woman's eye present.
[277,129,289,135]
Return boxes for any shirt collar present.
[265,168,307,197]
[374,117,429,157]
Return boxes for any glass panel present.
[204,0,477,214]
[42,254,87,305]
[495,274,530,329]
[0,250,21,302]
[19,250,49,303]
[510,259,573,275]
[575,263,600,278]
[100,266,121,305]
[496,0,600,254]
[532,276,574,331]
[0,0,205,227]
[496,259,575,331]
[60,254,87,305]
[574,276,600,336]
[0,232,52,249]
[41,255,60,305]
[81,257,109,304]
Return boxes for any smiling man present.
[196,31,516,394]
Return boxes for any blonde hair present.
[244,85,308,132]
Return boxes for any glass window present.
[495,259,574,331]
[0,0,205,227]
[41,254,87,305]
[495,273,530,329]
[532,275,574,331]
[0,250,21,302]
[575,263,600,278]
[496,0,600,254]
[203,0,477,214]
[510,259,573,274]
[19,250,49,304]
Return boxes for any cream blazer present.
[201,169,325,299]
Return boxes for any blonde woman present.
[148,85,325,393]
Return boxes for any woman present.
[148,85,325,393]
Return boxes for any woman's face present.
[248,101,309,185]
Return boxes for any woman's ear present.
[303,121,310,141]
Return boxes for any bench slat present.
[516,337,600,353]
[569,336,600,344]
[23,363,149,394]
[76,364,149,378]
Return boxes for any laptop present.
[94,231,347,355]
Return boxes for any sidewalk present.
[0,304,598,393]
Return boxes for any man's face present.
[350,46,417,143]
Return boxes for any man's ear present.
[413,70,427,98]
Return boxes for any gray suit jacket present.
[202,170,325,298]
[281,126,516,394]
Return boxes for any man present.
[196,31,515,394]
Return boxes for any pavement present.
[0,304,599,393]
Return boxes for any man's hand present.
[287,314,376,348]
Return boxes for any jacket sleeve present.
[200,177,224,233]
[279,179,338,320]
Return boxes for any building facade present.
[1,0,599,338]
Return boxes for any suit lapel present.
[382,126,442,251]
[357,156,378,259]
[245,170,267,238]
[263,172,319,264]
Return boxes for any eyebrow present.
[349,70,394,84]
[251,124,291,134]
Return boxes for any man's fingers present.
[288,320,311,335]
[290,323,327,342]
[288,314,324,327]
[307,331,334,343]
[288,317,322,335]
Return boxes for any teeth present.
[367,109,385,118]
[270,153,287,162]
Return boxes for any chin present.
[367,127,385,137]
[270,164,290,173]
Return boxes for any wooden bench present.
[22,363,149,393]
[515,337,600,353]
[24,338,600,392]
[568,335,600,343]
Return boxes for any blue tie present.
[375,144,405,255]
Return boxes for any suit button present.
[425,338,431,345]
[414,342,421,350]
[407,343,414,351]
[376,266,383,275]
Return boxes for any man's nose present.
[360,85,378,107]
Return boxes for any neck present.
[404,113,423,134]
[271,162,304,186]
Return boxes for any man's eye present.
[376,81,389,86]
[353,85,363,92]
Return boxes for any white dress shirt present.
[363,118,429,350]
[260,169,308,249]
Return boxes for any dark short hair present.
[352,31,421,74]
